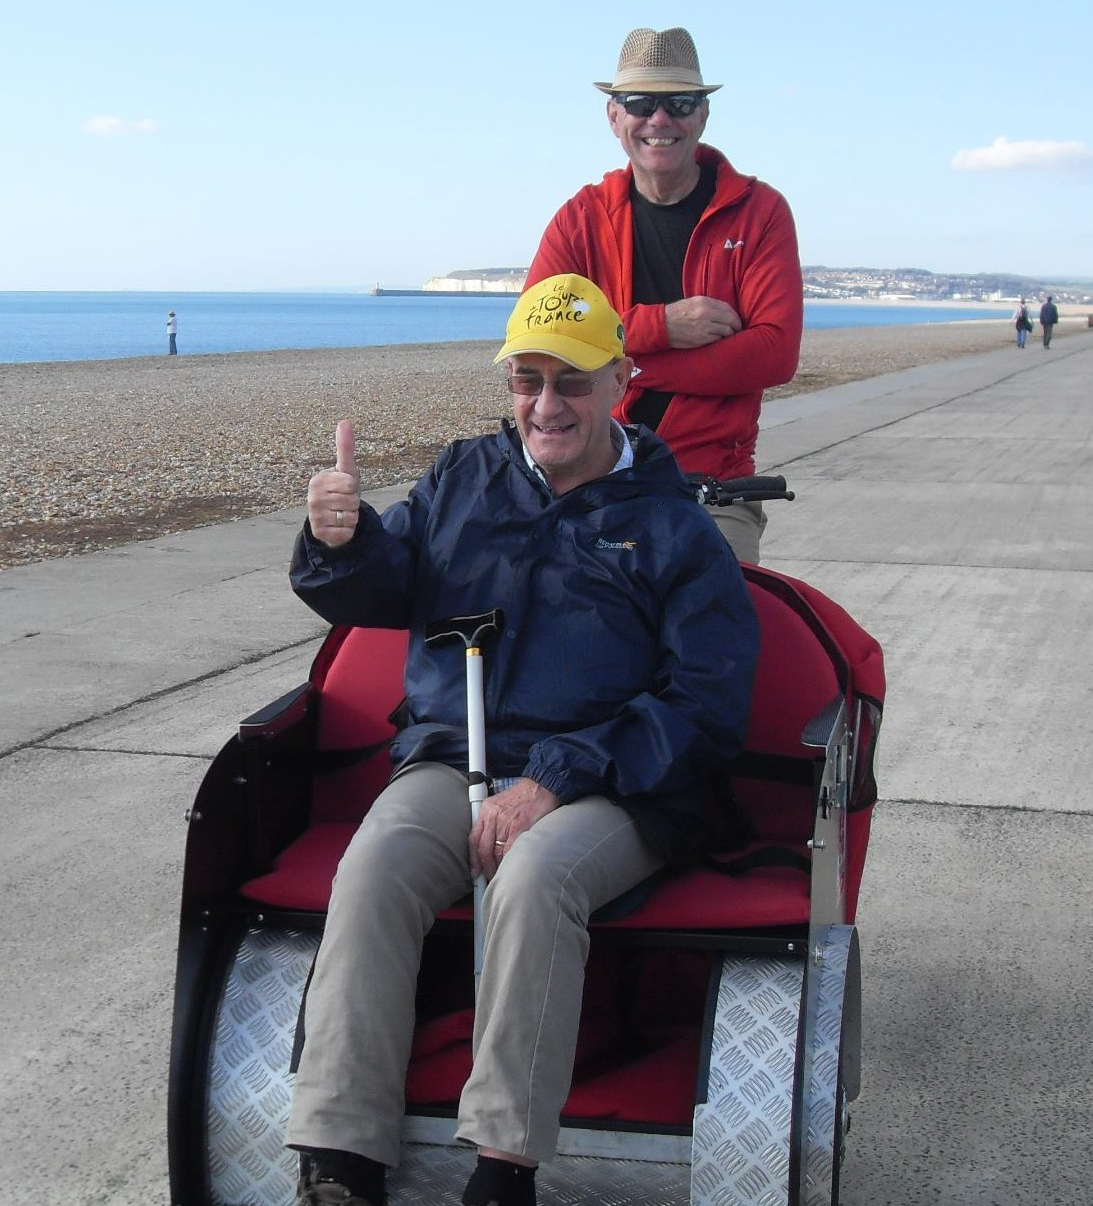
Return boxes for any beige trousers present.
[287,761,664,1166]
[710,499,767,565]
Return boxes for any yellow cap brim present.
[493,333,615,371]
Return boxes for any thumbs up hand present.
[308,419,361,547]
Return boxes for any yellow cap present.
[494,274,625,370]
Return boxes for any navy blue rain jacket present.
[290,422,759,861]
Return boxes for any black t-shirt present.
[628,164,717,431]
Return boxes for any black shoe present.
[462,1156,536,1206]
[296,1175,378,1206]
[296,1152,386,1206]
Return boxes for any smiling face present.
[607,94,709,204]
[506,353,632,494]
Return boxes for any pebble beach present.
[1,317,1086,568]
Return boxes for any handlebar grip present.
[688,473,795,506]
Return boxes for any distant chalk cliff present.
[423,268,528,294]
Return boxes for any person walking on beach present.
[1013,297,1031,348]
[166,311,178,355]
[525,26,803,565]
[1039,295,1059,348]
[283,273,759,1206]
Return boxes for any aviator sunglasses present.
[612,92,707,119]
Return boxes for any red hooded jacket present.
[527,144,803,480]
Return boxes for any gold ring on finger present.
[335,509,344,527]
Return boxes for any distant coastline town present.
[372,266,1092,305]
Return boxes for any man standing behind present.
[526,27,803,564]
[1039,294,1059,348]
[166,310,178,355]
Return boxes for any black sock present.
[461,1155,536,1206]
[299,1147,386,1203]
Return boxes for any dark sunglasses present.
[612,92,706,118]
[505,372,597,398]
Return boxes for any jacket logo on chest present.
[724,238,744,252]
[595,537,637,551]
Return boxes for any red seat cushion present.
[594,852,809,929]
[239,822,357,911]
[240,821,809,928]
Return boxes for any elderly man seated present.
[285,273,759,1206]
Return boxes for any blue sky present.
[3,1,1091,290]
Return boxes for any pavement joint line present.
[765,339,1092,476]
[0,631,324,763]
[884,797,1093,819]
[36,743,213,760]
[766,555,1092,574]
[781,331,1091,409]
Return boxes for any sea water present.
[0,290,1014,366]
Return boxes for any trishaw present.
[168,477,884,1206]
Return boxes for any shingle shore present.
[1,320,1082,568]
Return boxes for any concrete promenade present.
[1,332,1091,1204]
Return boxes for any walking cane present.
[423,609,504,995]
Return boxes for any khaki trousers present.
[287,761,665,1166]
[710,499,767,565]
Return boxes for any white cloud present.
[83,116,159,137]
[951,135,1093,172]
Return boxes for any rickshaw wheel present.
[801,925,861,1206]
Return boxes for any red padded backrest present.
[735,581,840,843]
[309,626,409,823]
[744,581,840,757]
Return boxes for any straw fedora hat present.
[594,27,722,95]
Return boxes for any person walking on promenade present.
[525,26,803,565]
[1013,297,1031,348]
[283,273,759,1206]
[166,310,178,355]
[1039,294,1059,348]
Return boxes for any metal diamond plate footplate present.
[691,956,805,1206]
[398,1149,689,1204]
